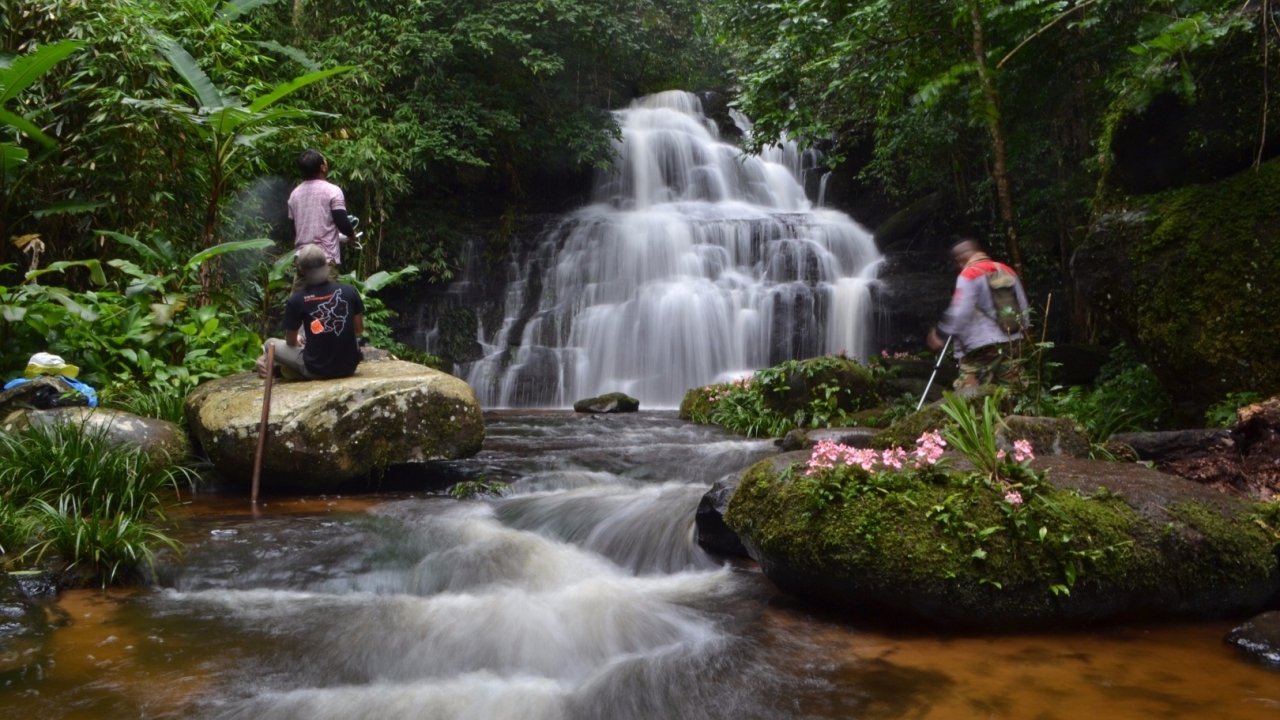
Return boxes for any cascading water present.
[450,91,880,407]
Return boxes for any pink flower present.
[1004,490,1023,506]
[1013,439,1035,463]
[996,449,1006,461]
[881,447,907,470]
[913,431,947,467]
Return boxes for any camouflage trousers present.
[955,343,1023,390]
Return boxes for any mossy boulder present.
[725,453,1280,630]
[1076,159,1280,421]
[997,416,1090,458]
[679,386,714,422]
[760,356,880,416]
[573,392,639,414]
[185,359,485,491]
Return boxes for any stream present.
[2,411,1277,719]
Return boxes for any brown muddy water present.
[2,411,1276,719]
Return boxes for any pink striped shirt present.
[287,179,347,264]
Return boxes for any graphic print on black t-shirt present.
[308,289,350,336]
[284,281,365,379]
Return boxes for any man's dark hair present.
[951,237,985,254]
[297,149,325,179]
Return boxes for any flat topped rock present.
[573,392,639,414]
[185,360,484,490]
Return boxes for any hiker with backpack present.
[926,238,1029,389]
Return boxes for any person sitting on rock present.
[259,245,366,380]
[926,238,1029,389]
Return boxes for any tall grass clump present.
[0,421,192,584]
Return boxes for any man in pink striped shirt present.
[287,149,358,292]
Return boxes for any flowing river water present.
[2,411,1277,719]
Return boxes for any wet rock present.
[4,406,189,468]
[726,453,1280,630]
[1224,611,1280,669]
[185,360,485,491]
[998,416,1090,458]
[1109,429,1235,461]
[0,572,52,640]
[779,427,880,453]
[573,392,639,414]
[28,407,188,461]
[696,478,749,558]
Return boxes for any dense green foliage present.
[682,354,886,437]
[0,421,191,584]
[712,0,1277,311]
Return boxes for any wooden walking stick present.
[251,342,276,505]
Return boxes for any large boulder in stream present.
[185,359,485,491]
[0,399,189,469]
[725,452,1280,630]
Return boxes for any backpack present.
[984,268,1025,334]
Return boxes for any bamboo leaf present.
[32,200,107,219]
[218,0,284,21]
[248,40,321,72]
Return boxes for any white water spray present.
[459,91,880,407]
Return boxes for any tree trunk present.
[968,0,1024,274]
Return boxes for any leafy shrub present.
[1030,345,1171,440]
[694,354,883,437]
[0,421,190,583]
[1205,391,1264,428]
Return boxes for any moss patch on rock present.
[725,453,1280,629]
[679,386,714,422]
[1078,159,1280,418]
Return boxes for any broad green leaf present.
[98,231,165,266]
[32,200,107,219]
[0,107,54,147]
[185,238,274,268]
[0,40,84,105]
[1,304,26,322]
[246,66,354,114]
[155,37,224,110]
[0,142,28,180]
[26,259,107,286]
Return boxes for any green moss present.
[1091,158,1280,411]
[1164,502,1279,590]
[869,406,950,449]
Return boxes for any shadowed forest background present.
[4,0,1280,424]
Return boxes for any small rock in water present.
[573,392,639,414]
[1225,611,1280,669]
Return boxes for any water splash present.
[447,91,880,408]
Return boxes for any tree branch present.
[997,0,1104,71]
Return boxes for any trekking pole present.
[251,343,276,506]
[917,335,953,412]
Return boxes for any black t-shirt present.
[284,281,365,379]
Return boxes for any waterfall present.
[448,91,880,408]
